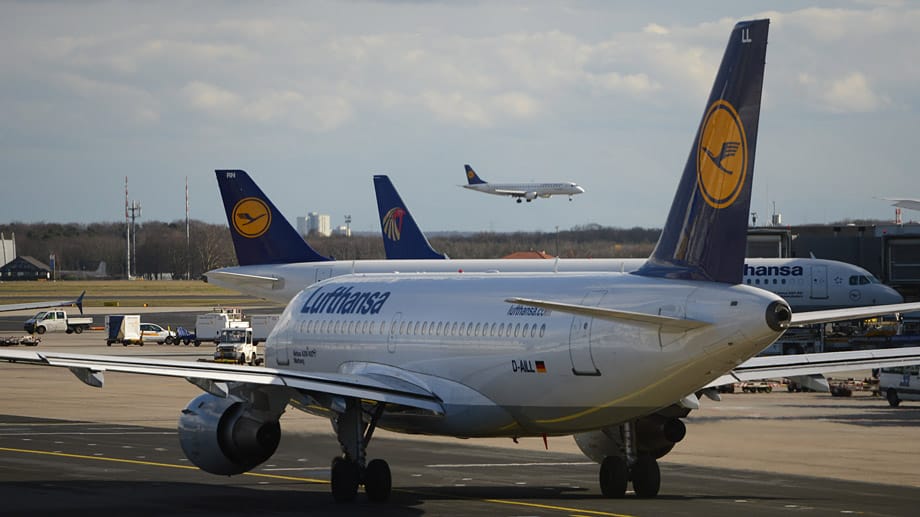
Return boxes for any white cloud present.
[823,72,887,113]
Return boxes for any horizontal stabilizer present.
[790,302,920,326]
[505,297,709,332]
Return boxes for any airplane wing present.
[881,198,920,211]
[790,302,920,326]
[0,350,444,415]
[704,346,920,388]
[505,297,710,331]
[205,270,284,292]
[0,291,85,314]
[493,189,527,197]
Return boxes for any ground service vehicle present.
[878,366,920,407]
[194,308,245,346]
[23,310,93,335]
[251,314,281,345]
[213,327,261,365]
[105,315,143,346]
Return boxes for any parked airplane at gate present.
[460,164,584,203]
[205,170,903,312]
[7,20,920,504]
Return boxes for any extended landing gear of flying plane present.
[516,198,523,203]
[330,399,391,503]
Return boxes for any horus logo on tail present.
[697,100,748,209]
[382,207,406,242]
[232,197,272,238]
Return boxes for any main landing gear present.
[330,399,391,503]
[598,421,661,498]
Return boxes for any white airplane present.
[206,171,904,311]
[883,198,920,211]
[460,164,584,203]
[0,290,84,313]
[5,20,920,504]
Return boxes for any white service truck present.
[251,314,281,345]
[213,326,262,365]
[194,311,247,346]
[23,310,93,335]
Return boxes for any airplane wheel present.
[631,456,660,498]
[331,458,360,503]
[887,388,901,407]
[364,459,392,502]
[516,199,522,203]
[599,456,627,498]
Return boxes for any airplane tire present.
[599,456,627,498]
[631,456,660,498]
[887,388,901,408]
[364,459,392,502]
[331,459,360,503]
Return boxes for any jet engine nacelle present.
[574,415,686,463]
[524,191,537,201]
[178,393,281,475]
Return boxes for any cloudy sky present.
[2,1,918,233]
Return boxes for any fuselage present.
[207,257,902,310]
[462,182,584,199]
[266,272,786,438]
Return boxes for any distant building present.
[298,212,332,237]
[0,232,15,267]
[0,256,52,281]
[333,225,352,237]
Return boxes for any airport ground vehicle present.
[194,308,246,346]
[23,310,93,335]
[176,326,196,346]
[251,314,280,345]
[213,327,262,365]
[140,323,177,345]
[878,365,920,406]
[105,315,143,346]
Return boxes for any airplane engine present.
[178,393,281,476]
[524,191,537,201]
[574,415,686,463]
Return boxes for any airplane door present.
[387,312,402,353]
[569,290,605,376]
[315,268,332,283]
[810,265,828,299]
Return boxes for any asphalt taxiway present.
[0,326,918,516]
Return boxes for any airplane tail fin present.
[464,164,487,185]
[636,19,768,284]
[215,170,332,266]
[373,175,448,260]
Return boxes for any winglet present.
[636,20,768,284]
[373,175,448,260]
[215,170,332,266]
[464,164,487,185]
[74,290,85,315]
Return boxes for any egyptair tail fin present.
[373,175,448,260]
[215,170,332,266]
[636,20,768,284]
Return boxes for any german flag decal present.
[535,361,546,373]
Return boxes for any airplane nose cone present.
[880,285,904,305]
[576,186,585,193]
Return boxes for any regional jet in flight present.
[6,20,920,504]
[460,164,584,203]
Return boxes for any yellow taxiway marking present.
[1,446,635,516]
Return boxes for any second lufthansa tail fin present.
[636,19,769,284]
[216,170,332,266]
[373,175,448,260]
[464,164,487,185]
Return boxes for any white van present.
[878,366,920,407]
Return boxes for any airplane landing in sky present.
[461,164,584,203]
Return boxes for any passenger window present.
[475,323,481,336]
[333,321,340,334]
[499,323,505,335]
[490,323,497,336]
[399,321,407,335]
[459,323,466,336]
[466,323,473,337]
[421,322,428,335]
[531,324,537,338]
[539,324,546,338]
[514,323,521,337]
[506,323,513,337]
[436,322,443,335]
[522,323,529,337]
